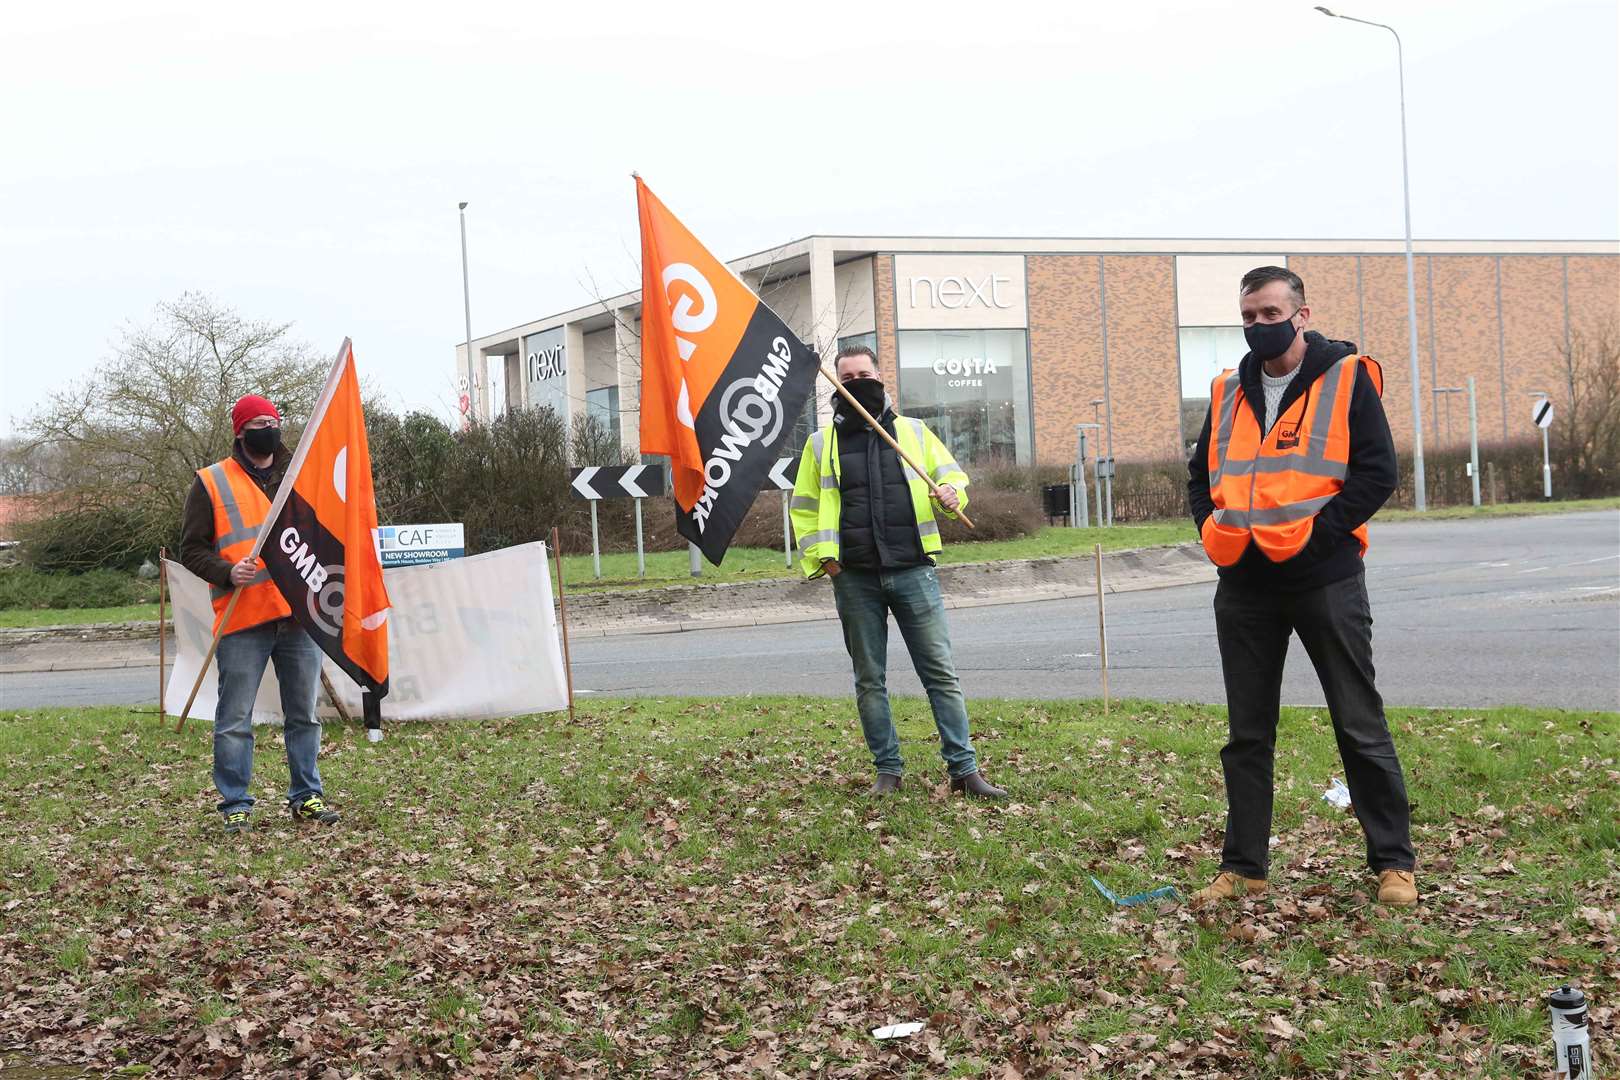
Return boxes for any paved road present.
[586,510,1620,711]
[4,512,1616,712]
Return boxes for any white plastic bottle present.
[1549,985,1594,1079]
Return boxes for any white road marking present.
[1516,566,1551,574]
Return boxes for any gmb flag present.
[260,339,391,732]
[636,176,820,564]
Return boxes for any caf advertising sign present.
[374,523,466,568]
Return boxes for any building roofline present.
[461,234,1620,353]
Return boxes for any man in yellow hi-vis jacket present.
[791,344,1007,799]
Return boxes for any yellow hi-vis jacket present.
[789,415,970,579]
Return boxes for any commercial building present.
[455,236,1618,467]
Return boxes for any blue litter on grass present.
[1090,876,1180,907]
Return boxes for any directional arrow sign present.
[767,457,796,491]
[570,466,601,500]
[619,464,650,498]
[1532,398,1554,429]
[569,465,670,500]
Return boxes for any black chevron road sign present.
[569,465,668,500]
[766,458,795,491]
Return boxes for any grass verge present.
[560,524,1197,592]
[1374,495,1620,522]
[1,698,1614,1076]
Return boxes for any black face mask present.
[835,377,886,418]
[241,426,282,457]
[1243,310,1302,362]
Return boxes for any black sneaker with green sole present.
[222,810,251,834]
[290,796,340,824]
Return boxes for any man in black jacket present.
[1187,266,1416,908]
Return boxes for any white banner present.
[164,541,569,724]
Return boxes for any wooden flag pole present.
[157,549,169,726]
[815,366,975,530]
[1095,543,1109,714]
[550,526,576,724]
[176,588,242,733]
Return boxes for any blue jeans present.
[830,564,978,779]
[213,618,324,815]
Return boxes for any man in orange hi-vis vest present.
[1186,266,1416,909]
[181,343,390,834]
[182,393,335,833]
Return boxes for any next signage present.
[893,254,1027,331]
[908,272,1014,311]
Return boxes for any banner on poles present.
[164,542,568,724]
[635,176,820,564]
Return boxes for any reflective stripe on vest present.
[1203,356,1374,567]
[197,458,292,635]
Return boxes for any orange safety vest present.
[1201,354,1384,567]
[196,458,292,635]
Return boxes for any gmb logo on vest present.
[277,526,347,637]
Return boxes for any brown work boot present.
[1190,870,1268,905]
[1376,870,1418,907]
[866,774,902,797]
[949,771,1008,799]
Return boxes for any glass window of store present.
[895,329,1031,467]
[584,386,621,460]
[1177,326,1247,451]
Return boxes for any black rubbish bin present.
[1041,483,1071,519]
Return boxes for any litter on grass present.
[871,1021,926,1040]
[1090,876,1180,907]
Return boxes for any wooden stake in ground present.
[157,549,169,727]
[320,670,354,726]
[815,365,975,530]
[550,526,576,724]
[1095,543,1109,714]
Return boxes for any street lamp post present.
[1316,6,1427,512]
[459,201,477,423]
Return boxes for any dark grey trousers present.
[1213,570,1415,878]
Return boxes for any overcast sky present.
[2,0,1615,437]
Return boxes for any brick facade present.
[1010,248,1613,466]
[1028,255,1104,464]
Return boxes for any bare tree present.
[1553,320,1620,498]
[21,293,330,521]
[0,439,41,496]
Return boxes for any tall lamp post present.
[459,201,478,423]
[1316,6,1427,512]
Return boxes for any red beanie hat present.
[231,395,281,436]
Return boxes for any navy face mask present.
[1243,309,1302,362]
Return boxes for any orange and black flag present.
[260,339,391,734]
[636,176,820,564]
